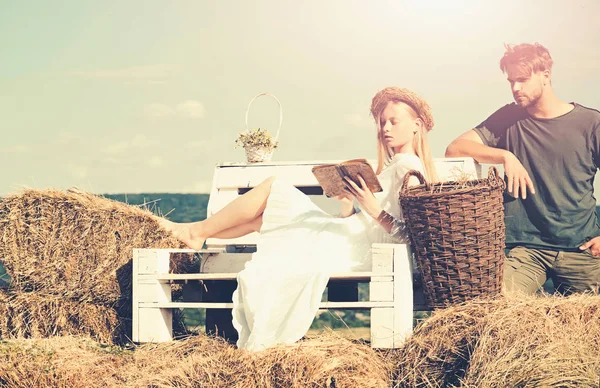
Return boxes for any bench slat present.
[139,271,396,281]
[139,301,397,309]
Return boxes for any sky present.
[1,0,600,196]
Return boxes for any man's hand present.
[343,175,382,219]
[503,152,535,199]
[579,236,600,257]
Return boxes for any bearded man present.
[446,42,600,294]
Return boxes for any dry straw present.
[0,189,192,304]
[0,288,123,344]
[0,333,392,388]
[0,294,599,386]
[0,188,195,343]
[393,292,600,387]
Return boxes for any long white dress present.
[231,153,424,351]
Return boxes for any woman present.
[160,87,438,351]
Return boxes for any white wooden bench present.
[132,157,480,348]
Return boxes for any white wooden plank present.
[139,301,396,309]
[370,282,394,302]
[206,233,260,247]
[392,244,414,347]
[371,308,394,348]
[132,249,140,342]
[214,166,319,189]
[371,244,394,273]
[138,308,172,343]
[138,271,396,281]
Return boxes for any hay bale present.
[0,336,132,388]
[134,333,392,387]
[0,288,125,344]
[0,334,394,387]
[393,293,600,387]
[0,189,191,304]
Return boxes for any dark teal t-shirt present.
[474,103,600,251]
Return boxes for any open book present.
[312,158,383,198]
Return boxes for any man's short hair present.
[499,43,553,75]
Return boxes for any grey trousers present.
[504,246,600,294]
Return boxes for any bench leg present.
[133,249,173,343]
[392,244,413,347]
[370,244,413,348]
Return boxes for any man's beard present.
[514,91,542,108]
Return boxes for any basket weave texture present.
[244,145,274,163]
[399,167,506,309]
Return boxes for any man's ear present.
[542,69,551,86]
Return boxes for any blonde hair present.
[499,43,553,76]
[370,87,439,182]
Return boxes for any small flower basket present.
[399,167,506,309]
[235,93,282,163]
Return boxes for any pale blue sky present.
[1,0,600,195]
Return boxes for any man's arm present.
[446,129,535,199]
[445,129,509,164]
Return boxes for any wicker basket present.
[399,167,506,309]
[244,145,274,163]
[241,93,282,163]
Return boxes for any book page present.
[312,159,382,197]
[339,160,382,193]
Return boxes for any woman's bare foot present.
[157,218,206,251]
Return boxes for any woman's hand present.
[334,191,355,218]
[344,175,382,219]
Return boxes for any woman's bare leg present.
[159,177,275,249]
[212,215,263,239]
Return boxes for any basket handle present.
[245,93,283,141]
[487,166,505,188]
[401,169,428,192]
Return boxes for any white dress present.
[231,154,425,351]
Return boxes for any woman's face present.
[379,101,419,154]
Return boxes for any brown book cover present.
[312,158,383,198]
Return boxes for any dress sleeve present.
[382,157,425,243]
[387,216,411,244]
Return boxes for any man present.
[446,42,600,294]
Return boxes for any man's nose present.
[512,83,521,93]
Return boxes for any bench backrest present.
[206,157,481,248]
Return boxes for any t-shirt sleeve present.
[473,103,524,148]
[592,122,600,169]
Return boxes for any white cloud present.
[55,132,82,145]
[343,113,373,128]
[185,140,208,150]
[176,100,205,119]
[144,100,206,120]
[148,156,163,167]
[104,134,159,154]
[70,64,177,79]
[144,103,175,120]
[66,163,88,179]
[3,145,31,153]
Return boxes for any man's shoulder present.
[479,103,527,131]
[573,103,600,122]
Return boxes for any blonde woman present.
[161,87,438,351]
